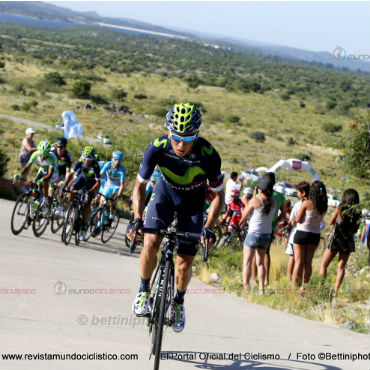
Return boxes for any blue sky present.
[48,1,370,54]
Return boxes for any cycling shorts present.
[100,184,120,200]
[144,178,206,256]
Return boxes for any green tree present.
[71,80,91,99]
[340,114,370,181]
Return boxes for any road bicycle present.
[32,182,60,237]
[130,226,207,370]
[61,189,87,246]
[11,180,42,236]
[86,193,120,243]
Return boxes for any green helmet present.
[82,146,96,159]
[37,140,51,156]
[165,103,202,133]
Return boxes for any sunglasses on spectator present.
[170,132,198,143]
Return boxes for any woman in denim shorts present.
[239,178,275,295]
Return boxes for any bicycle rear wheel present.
[153,260,171,370]
[10,193,31,235]
[101,213,120,244]
[51,192,66,234]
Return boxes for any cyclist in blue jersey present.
[129,103,224,333]
[63,146,101,240]
[98,150,126,224]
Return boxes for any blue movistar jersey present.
[72,159,100,181]
[137,135,223,193]
[100,160,126,187]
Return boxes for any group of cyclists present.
[15,137,126,241]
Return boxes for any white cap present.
[244,187,253,195]
[26,128,36,135]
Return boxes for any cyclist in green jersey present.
[16,140,58,209]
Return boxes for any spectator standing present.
[240,178,275,295]
[320,189,361,297]
[251,172,286,286]
[285,181,310,281]
[293,181,328,292]
[19,128,37,168]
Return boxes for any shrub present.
[71,81,91,99]
[134,94,147,100]
[21,100,38,111]
[0,61,5,68]
[229,116,240,123]
[295,152,311,161]
[90,94,108,105]
[185,76,202,89]
[249,131,265,143]
[0,76,5,84]
[11,104,20,111]
[280,93,291,101]
[111,88,127,101]
[42,72,66,86]
[287,137,296,146]
[322,122,342,133]
[326,98,337,110]
[299,101,306,108]
[0,148,8,177]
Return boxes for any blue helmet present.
[112,150,124,162]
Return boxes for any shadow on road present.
[161,351,342,370]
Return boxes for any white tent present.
[62,111,83,139]
[268,159,320,181]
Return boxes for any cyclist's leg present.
[133,181,173,316]
[175,192,204,290]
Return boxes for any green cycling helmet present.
[165,103,202,134]
[37,140,51,156]
[82,146,96,159]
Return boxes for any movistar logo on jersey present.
[159,166,206,185]
[201,144,214,157]
[153,138,167,149]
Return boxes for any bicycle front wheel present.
[62,205,74,245]
[153,260,171,370]
[101,213,120,244]
[10,193,31,235]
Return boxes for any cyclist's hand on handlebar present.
[132,218,143,232]
[201,227,216,249]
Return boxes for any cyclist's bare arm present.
[63,171,74,187]
[41,166,53,182]
[132,179,147,220]
[90,179,101,193]
[20,162,32,177]
[204,189,225,229]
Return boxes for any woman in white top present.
[293,181,328,292]
[240,178,275,295]
[285,181,310,281]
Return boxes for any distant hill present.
[0,1,369,73]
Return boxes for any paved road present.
[0,198,368,370]
[0,112,97,144]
